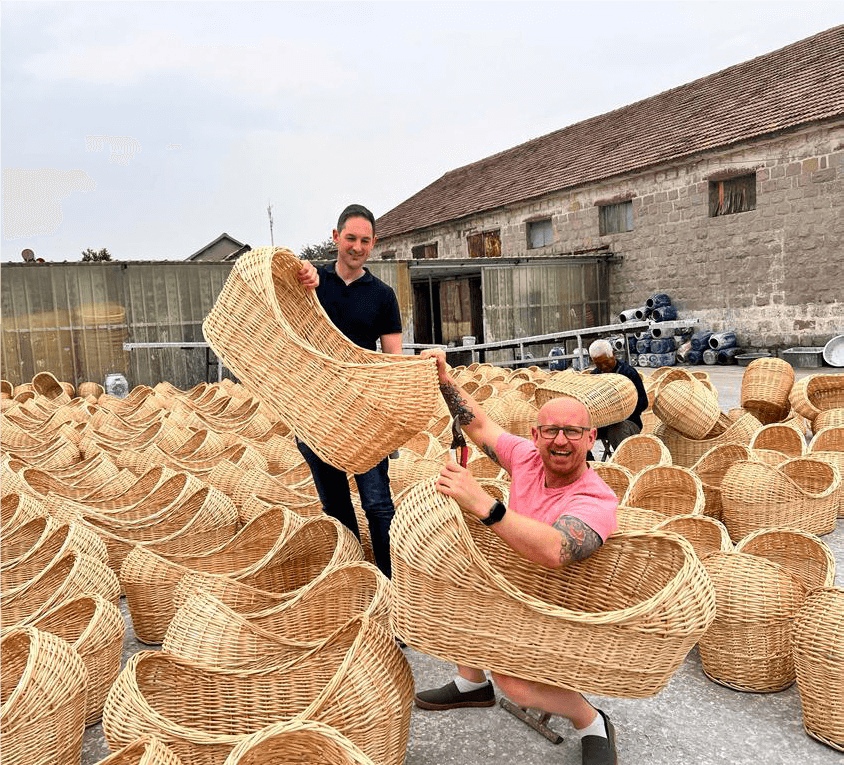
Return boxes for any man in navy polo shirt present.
[296,204,403,578]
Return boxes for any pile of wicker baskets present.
[2,347,842,758]
[1,370,415,765]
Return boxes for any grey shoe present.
[414,680,495,710]
[581,708,618,765]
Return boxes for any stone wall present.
[374,121,843,349]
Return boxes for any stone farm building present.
[371,26,844,356]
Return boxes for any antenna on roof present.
[267,202,274,247]
[21,248,35,262]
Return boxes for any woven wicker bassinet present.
[103,615,413,765]
[390,480,716,698]
[203,246,440,474]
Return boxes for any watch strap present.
[481,500,507,526]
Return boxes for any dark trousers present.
[296,439,395,579]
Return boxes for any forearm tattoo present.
[439,382,475,426]
[482,443,500,464]
[551,515,602,566]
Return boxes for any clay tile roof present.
[376,26,844,240]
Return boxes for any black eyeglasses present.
[536,425,590,441]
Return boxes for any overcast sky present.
[2,1,842,262]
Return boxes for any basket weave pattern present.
[390,479,715,698]
[793,587,844,751]
[202,246,440,473]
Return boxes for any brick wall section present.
[374,121,843,349]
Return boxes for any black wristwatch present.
[481,500,507,526]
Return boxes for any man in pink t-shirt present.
[413,350,619,765]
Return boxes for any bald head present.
[537,396,593,429]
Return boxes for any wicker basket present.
[103,615,413,765]
[163,592,330,669]
[699,551,807,692]
[54,485,241,579]
[740,357,795,423]
[621,465,705,520]
[808,425,844,517]
[653,380,721,439]
[814,407,844,431]
[1,518,108,593]
[748,423,806,458]
[689,443,751,520]
[93,735,186,765]
[31,371,72,404]
[222,719,378,765]
[390,479,715,698]
[534,372,638,429]
[0,548,120,629]
[793,587,844,751]
[608,434,672,474]
[654,412,762,467]
[654,515,733,561]
[164,561,391,666]
[0,492,48,534]
[481,395,538,440]
[721,457,839,541]
[734,527,836,592]
[30,594,125,725]
[789,374,844,423]
[0,625,89,765]
[120,507,304,644]
[203,246,440,474]
[167,516,364,618]
[614,505,664,533]
[589,463,633,501]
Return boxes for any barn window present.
[709,174,756,216]
[467,229,501,258]
[527,219,553,249]
[411,243,439,259]
[598,201,633,235]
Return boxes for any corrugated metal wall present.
[1,261,234,388]
[481,259,610,362]
[365,261,414,345]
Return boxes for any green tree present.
[81,247,113,262]
[300,238,336,260]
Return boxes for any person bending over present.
[588,338,648,454]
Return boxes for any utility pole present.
[267,202,274,247]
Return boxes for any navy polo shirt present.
[315,263,402,351]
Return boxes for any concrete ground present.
[82,364,844,764]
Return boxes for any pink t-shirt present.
[495,432,618,541]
